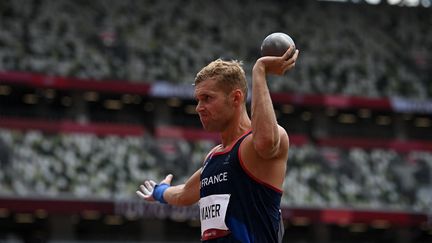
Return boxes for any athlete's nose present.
[196,102,204,113]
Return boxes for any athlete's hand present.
[254,45,299,76]
[136,179,157,201]
[136,174,173,202]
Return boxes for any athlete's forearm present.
[163,170,201,206]
[251,62,280,159]
[164,184,191,206]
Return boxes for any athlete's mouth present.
[198,112,209,119]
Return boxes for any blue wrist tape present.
[153,183,170,204]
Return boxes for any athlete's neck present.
[219,111,251,149]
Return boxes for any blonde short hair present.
[194,59,248,103]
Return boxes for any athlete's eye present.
[199,95,211,102]
[195,94,212,104]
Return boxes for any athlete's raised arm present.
[250,46,299,159]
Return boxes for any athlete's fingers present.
[282,45,295,60]
[149,180,157,187]
[141,184,152,195]
[144,181,154,190]
[136,190,155,201]
[160,174,173,185]
[282,50,299,73]
[136,190,147,199]
[287,49,299,64]
[143,181,156,193]
[137,178,169,202]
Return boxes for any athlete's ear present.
[231,89,243,107]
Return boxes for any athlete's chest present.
[200,150,237,193]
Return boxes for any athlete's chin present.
[201,122,218,132]
[200,119,209,130]
[201,124,215,132]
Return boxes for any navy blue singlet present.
[199,131,284,243]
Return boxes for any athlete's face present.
[194,79,233,132]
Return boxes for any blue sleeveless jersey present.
[200,131,284,243]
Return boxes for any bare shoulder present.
[242,125,289,163]
[245,125,289,158]
[239,125,289,190]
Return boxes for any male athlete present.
[137,45,299,242]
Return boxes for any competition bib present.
[199,194,231,240]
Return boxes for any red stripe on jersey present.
[201,228,231,241]
[238,138,283,194]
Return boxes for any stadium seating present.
[0,0,431,99]
[1,1,432,241]
[1,128,431,214]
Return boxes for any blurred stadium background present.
[0,0,431,242]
